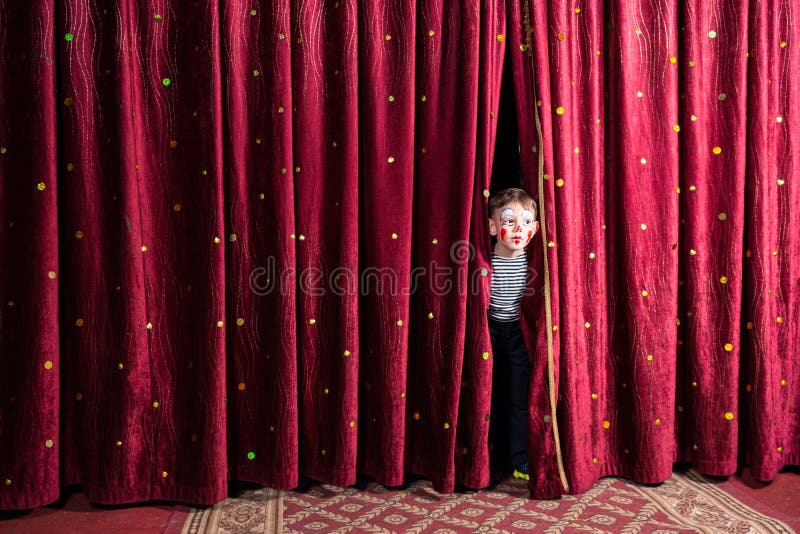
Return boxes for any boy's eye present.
[523,219,532,226]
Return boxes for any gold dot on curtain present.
[655,418,662,425]
[584,322,590,329]
[427,312,434,319]
[278,106,284,113]
[669,56,677,64]
[776,116,784,123]
[236,318,245,326]
[278,33,285,40]
[557,33,565,41]
[343,349,351,357]
[773,250,779,256]
[588,252,596,259]
[692,381,697,388]
[483,189,490,198]
[482,352,490,360]
[640,158,647,165]
[323,388,329,395]
[689,249,697,256]
[647,354,653,361]
[413,412,420,420]
[140,245,148,252]
[4,479,11,486]
[443,422,450,429]
[692,444,699,451]
[45,439,54,448]
[385,34,392,41]
[47,271,56,280]
[391,232,398,240]
[153,401,160,408]
[720,276,728,284]
[387,156,395,163]
[388,95,394,102]
[555,106,565,115]
[290,234,296,240]
[676,319,681,326]
[677,405,684,412]
[400,392,406,398]
[708,30,717,38]
[724,412,734,421]
[777,179,785,186]
[712,146,722,154]
[591,393,598,400]
[428,29,435,37]
[556,178,565,187]
[718,212,727,221]
[66,162,75,171]
[602,420,610,429]
[777,317,783,323]
[673,124,681,132]
[154,14,162,21]
[349,421,355,428]
[161,471,168,478]
[548,241,555,248]
[640,223,647,230]
[37,182,46,191]
[421,95,427,102]
[229,234,237,242]
[496,34,505,42]
[724,343,733,352]
[173,203,182,212]
[781,379,787,386]
[216,321,224,328]
[116,440,123,447]
[308,318,316,325]
[688,184,697,191]
[238,382,246,391]
[746,384,752,392]
[747,321,753,330]
[641,290,649,297]
[249,9,256,15]
[636,90,643,98]
[777,446,784,453]
[64,97,73,106]
[396,320,404,327]
[432,238,438,244]
[718,93,727,101]
[44,360,53,370]
[146,322,153,330]
[635,28,642,35]
[76,392,83,401]
[552,325,559,332]
[252,69,260,77]
[214,236,221,243]
[117,363,123,370]
[76,318,85,327]
[592,457,598,464]
[689,60,696,67]
[574,7,581,13]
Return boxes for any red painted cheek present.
[500,228,507,240]
[526,230,533,244]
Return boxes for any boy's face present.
[488,201,539,258]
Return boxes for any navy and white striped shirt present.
[488,251,528,322]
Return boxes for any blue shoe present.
[513,462,529,481]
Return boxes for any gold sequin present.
[37,182,46,191]
[117,363,123,370]
[777,316,784,323]
[641,290,649,297]
[173,203,182,212]
[428,30,435,37]
[213,236,221,244]
[153,401,160,408]
[323,387,329,395]
[413,412,420,420]
[588,252,596,259]
[76,318,85,327]
[387,156,395,163]
[724,411,734,421]
[712,146,722,155]
[636,90,643,98]
[44,439,54,448]
[146,322,153,330]
[555,106,565,115]
[689,249,697,256]
[747,321,753,330]
[44,360,53,370]
[482,351,490,360]
[161,471,168,478]
[343,349,351,357]
[720,276,728,284]
[640,157,647,165]
[602,420,610,429]
[655,418,662,425]
[385,34,392,41]
[584,322,590,329]
[140,245,148,252]
[640,223,647,230]
[746,384,752,392]
[236,318,245,326]
[708,30,717,39]
[443,422,450,429]
[116,440,123,447]
[216,320,224,328]
[724,343,733,352]
[718,212,727,221]
[647,354,653,361]
[777,446,784,453]
[592,457,598,464]
[308,318,316,325]
[557,33,565,41]
[427,312,434,319]
[591,393,598,400]
[391,232,398,239]
[396,320,404,327]
[4,479,10,486]
[432,238,438,244]
[777,179,785,186]
[673,124,680,132]
[780,379,787,386]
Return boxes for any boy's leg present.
[488,319,511,472]
[506,321,531,469]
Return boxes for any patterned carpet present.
[181,469,795,533]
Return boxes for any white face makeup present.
[490,203,538,258]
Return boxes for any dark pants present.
[488,318,530,469]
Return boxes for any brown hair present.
[488,187,537,219]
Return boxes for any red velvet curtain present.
[0,0,506,508]
[508,0,799,498]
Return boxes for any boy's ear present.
[488,218,497,236]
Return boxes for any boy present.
[487,187,539,481]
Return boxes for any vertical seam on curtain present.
[121,0,156,497]
[523,0,569,493]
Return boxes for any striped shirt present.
[488,251,528,322]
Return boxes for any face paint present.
[492,202,538,258]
